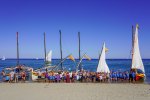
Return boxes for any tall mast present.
[131,25,134,68]
[59,30,63,70]
[97,43,104,69]
[78,32,81,70]
[44,32,47,65]
[16,32,19,66]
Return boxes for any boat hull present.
[136,73,145,82]
[32,72,38,81]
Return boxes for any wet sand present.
[0,83,150,100]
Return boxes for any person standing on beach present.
[38,69,42,79]
[66,72,70,83]
[132,71,136,83]
[45,68,48,82]
[9,70,15,83]
[129,70,133,83]
[21,71,26,82]
[1,70,6,82]
[99,73,103,82]
[14,71,19,83]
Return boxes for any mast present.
[16,32,19,66]
[131,25,134,68]
[78,32,81,70]
[44,32,47,65]
[59,30,63,70]
[76,53,85,72]
[97,43,103,69]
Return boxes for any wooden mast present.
[44,32,47,66]
[59,30,63,70]
[78,32,81,70]
[131,25,134,68]
[16,32,19,66]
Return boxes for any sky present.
[0,0,150,59]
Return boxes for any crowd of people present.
[41,69,137,83]
[0,66,138,83]
[0,65,29,83]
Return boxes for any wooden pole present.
[131,25,134,68]
[78,32,81,70]
[76,53,85,72]
[44,32,47,65]
[16,32,19,66]
[59,30,63,70]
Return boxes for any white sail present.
[46,50,52,62]
[97,43,110,73]
[131,24,145,73]
[1,56,5,60]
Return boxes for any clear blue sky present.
[0,0,150,59]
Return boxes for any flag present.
[105,47,108,52]
[136,24,139,29]
[84,54,91,60]
[68,55,75,62]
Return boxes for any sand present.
[0,83,150,100]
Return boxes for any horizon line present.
[1,58,150,60]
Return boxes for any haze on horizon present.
[0,0,150,59]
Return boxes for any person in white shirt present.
[9,71,15,83]
[99,74,103,82]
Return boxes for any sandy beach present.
[0,83,149,100]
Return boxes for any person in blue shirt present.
[125,71,129,80]
[116,71,120,81]
[119,72,123,81]
[132,71,136,82]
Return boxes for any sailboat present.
[96,43,110,73]
[36,57,39,60]
[46,50,52,64]
[1,56,6,60]
[131,24,145,81]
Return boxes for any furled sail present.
[46,50,52,63]
[131,24,145,73]
[97,43,110,73]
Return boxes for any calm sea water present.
[0,59,150,83]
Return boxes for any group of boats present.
[1,24,145,82]
[97,24,145,81]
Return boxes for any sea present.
[0,59,150,84]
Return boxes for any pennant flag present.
[105,47,108,52]
[68,55,75,62]
[136,24,139,29]
[84,54,91,60]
